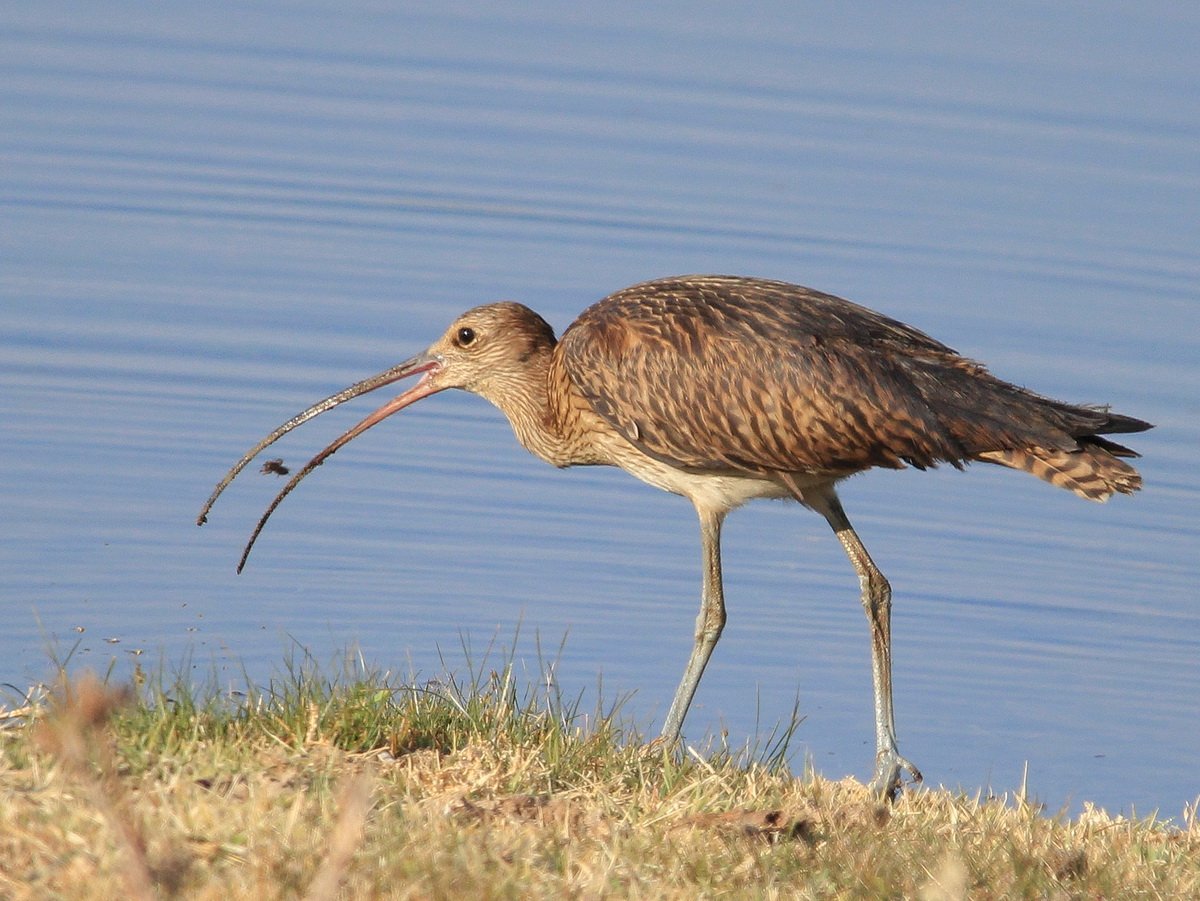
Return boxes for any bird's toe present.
[870,750,923,802]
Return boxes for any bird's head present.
[196,301,558,571]
[418,302,558,400]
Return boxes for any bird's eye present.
[457,327,476,346]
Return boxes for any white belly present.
[618,453,827,514]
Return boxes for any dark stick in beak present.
[196,351,443,572]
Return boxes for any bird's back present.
[559,275,1150,500]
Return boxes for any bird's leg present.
[659,506,727,745]
[802,484,922,801]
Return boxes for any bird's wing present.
[560,276,976,475]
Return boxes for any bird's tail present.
[976,437,1143,502]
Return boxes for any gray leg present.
[660,506,727,744]
[801,483,922,800]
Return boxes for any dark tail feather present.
[1081,433,1140,458]
[1088,409,1153,436]
[1033,401,1153,444]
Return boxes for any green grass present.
[2,650,1197,899]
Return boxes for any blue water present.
[2,3,1197,819]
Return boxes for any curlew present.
[198,275,1151,799]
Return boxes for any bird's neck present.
[476,348,607,469]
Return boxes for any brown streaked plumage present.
[198,275,1151,800]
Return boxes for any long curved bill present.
[196,350,444,573]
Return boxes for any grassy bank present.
[1,657,1196,899]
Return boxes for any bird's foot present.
[868,748,922,802]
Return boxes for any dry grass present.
[1,657,1197,899]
